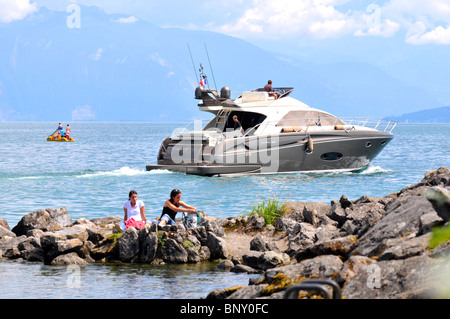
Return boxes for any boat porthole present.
[320,152,343,161]
[365,142,372,147]
[381,140,386,145]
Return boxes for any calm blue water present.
[0,122,449,298]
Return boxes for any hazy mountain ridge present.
[388,106,450,123]
[0,5,443,122]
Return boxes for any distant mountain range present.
[0,6,446,122]
[387,106,450,123]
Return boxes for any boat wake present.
[357,165,391,175]
[293,165,391,177]
[1,165,387,182]
[0,167,174,181]
[76,167,174,178]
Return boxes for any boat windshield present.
[277,110,345,127]
[251,87,294,99]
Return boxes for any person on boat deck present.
[158,189,196,226]
[121,190,149,230]
[65,124,71,139]
[264,80,278,100]
[233,115,243,132]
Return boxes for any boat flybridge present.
[146,85,396,176]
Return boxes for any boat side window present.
[224,111,267,134]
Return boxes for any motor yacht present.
[146,85,396,176]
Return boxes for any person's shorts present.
[160,214,176,225]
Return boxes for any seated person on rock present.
[120,190,151,230]
[158,189,196,227]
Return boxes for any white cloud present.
[406,22,450,45]
[381,0,450,44]
[0,0,37,23]
[213,0,450,44]
[33,0,450,45]
[72,105,96,121]
[217,0,411,40]
[309,18,354,39]
[382,0,450,25]
[354,19,400,38]
[377,0,450,45]
[218,0,360,39]
[115,16,138,24]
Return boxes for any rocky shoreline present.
[1,167,449,299]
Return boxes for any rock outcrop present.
[0,210,228,266]
[1,167,450,299]
[207,166,450,299]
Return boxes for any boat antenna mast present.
[187,43,219,92]
[204,43,218,92]
[198,63,209,90]
[187,43,199,84]
[191,44,231,104]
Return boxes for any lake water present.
[0,122,449,298]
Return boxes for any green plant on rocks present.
[157,231,166,248]
[429,224,450,249]
[183,240,194,249]
[106,232,122,249]
[249,195,287,225]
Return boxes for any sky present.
[2,0,450,46]
[1,0,450,121]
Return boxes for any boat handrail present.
[172,119,220,138]
[341,117,397,132]
[257,116,397,135]
[175,116,396,140]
